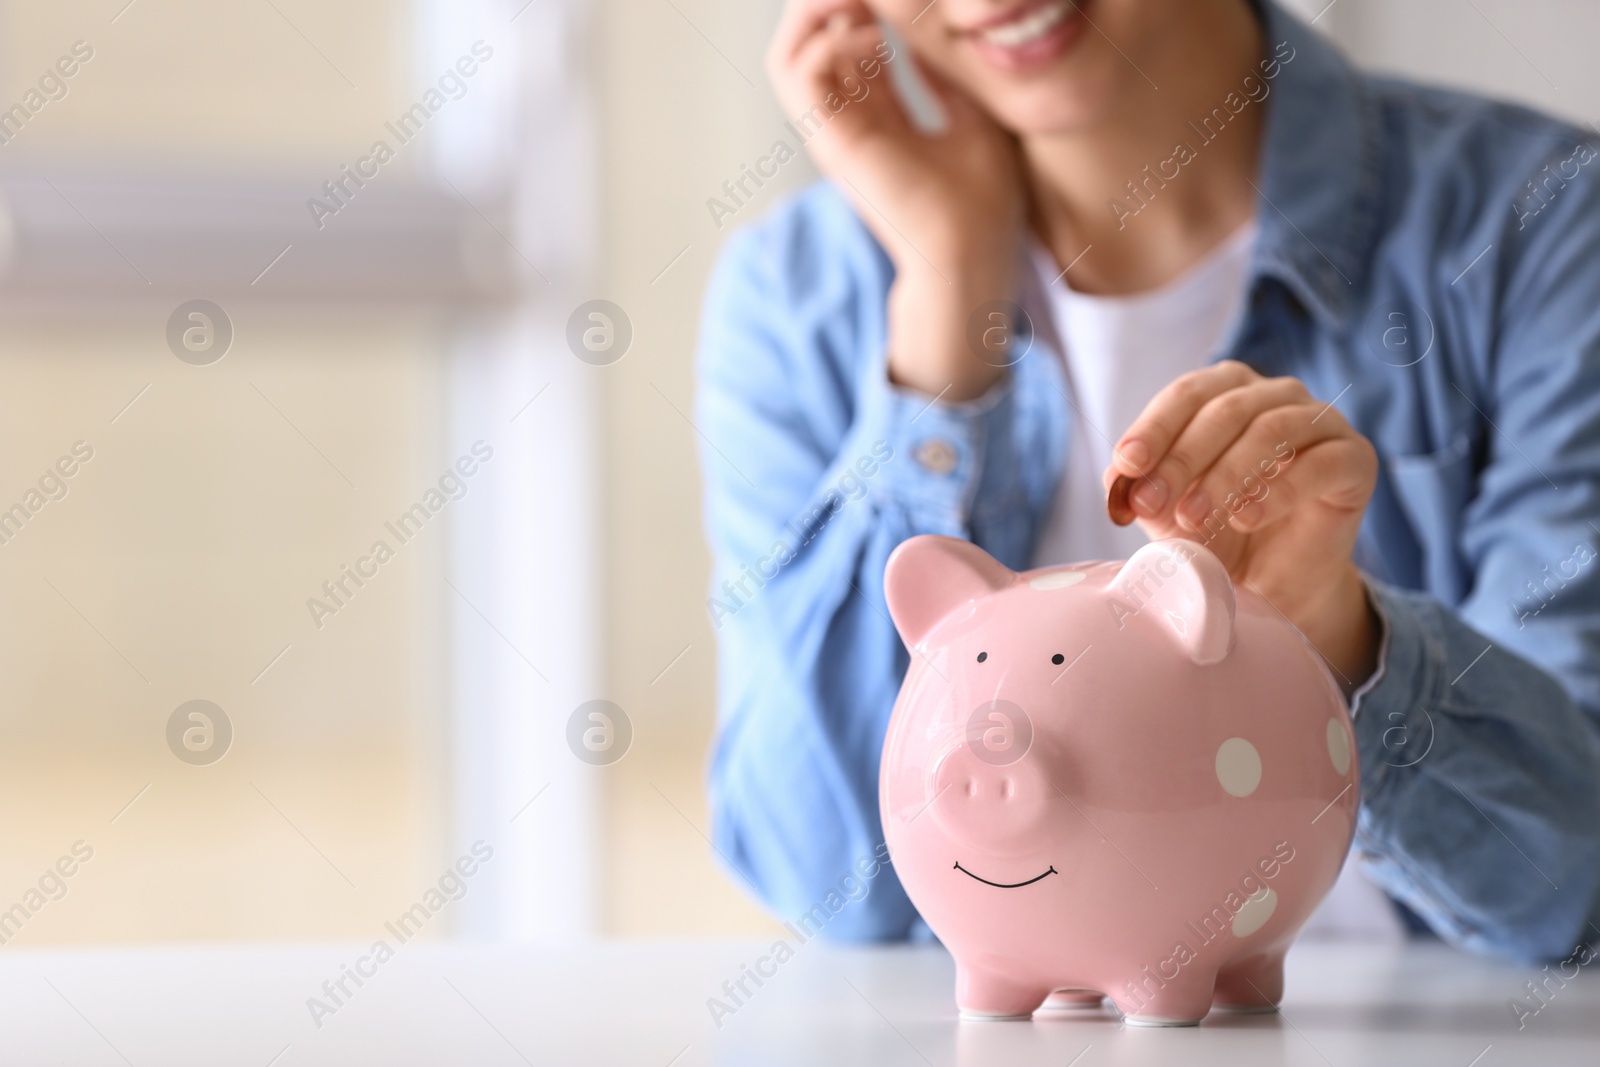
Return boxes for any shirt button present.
[915,438,958,475]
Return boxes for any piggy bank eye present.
[1051,653,1064,665]
[976,652,988,663]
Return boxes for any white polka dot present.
[1215,738,1262,797]
[1232,887,1277,937]
[1327,718,1352,776]
[1029,570,1085,591]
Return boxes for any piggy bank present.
[880,535,1358,1026]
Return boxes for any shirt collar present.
[1249,1,1384,332]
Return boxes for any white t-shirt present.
[1029,220,1257,570]
[1027,221,1404,942]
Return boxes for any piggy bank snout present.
[929,744,1057,851]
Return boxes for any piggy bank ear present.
[1111,539,1236,666]
[885,535,1014,648]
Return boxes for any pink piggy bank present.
[880,535,1358,1026]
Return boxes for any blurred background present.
[0,0,1596,950]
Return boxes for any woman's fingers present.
[1123,375,1308,519]
[1224,436,1377,533]
[1108,360,1261,483]
[788,22,862,98]
[1174,405,1374,536]
[1102,362,1378,538]
[769,0,874,72]
[783,23,901,142]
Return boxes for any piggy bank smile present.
[879,536,1357,1026]
[953,861,1058,889]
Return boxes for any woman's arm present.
[694,0,1031,938]
[696,212,1031,939]
[1350,582,1600,962]
[763,0,1023,402]
[1348,165,1600,962]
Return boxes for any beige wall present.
[0,315,453,944]
[2,0,408,166]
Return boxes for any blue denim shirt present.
[696,1,1600,962]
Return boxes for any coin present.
[1107,475,1137,527]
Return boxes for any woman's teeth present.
[979,1,1073,48]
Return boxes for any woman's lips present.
[961,0,1089,74]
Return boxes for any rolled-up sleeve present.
[1349,580,1600,961]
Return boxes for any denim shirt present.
[696,1,1600,962]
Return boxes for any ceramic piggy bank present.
[880,535,1358,1026]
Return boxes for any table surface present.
[1,937,1594,1066]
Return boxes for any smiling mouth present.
[963,0,1077,46]
[955,0,1088,75]
[953,861,1058,888]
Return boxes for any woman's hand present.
[1104,361,1381,692]
[767,0,1025,400]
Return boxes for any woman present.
[697,0,1600,961]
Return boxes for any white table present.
[0,938,1591,1065]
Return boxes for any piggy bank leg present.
[1212,952,1285,1013]
[1108,971,1217,1027]
[955,965,1050,1020]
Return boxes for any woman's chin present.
[941,37,1136,138]
[971,81,1122,139]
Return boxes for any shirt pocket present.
[1384,432,1475,604]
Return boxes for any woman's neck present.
[1023,3,1267,295]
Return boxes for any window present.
[0,0,597,943]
